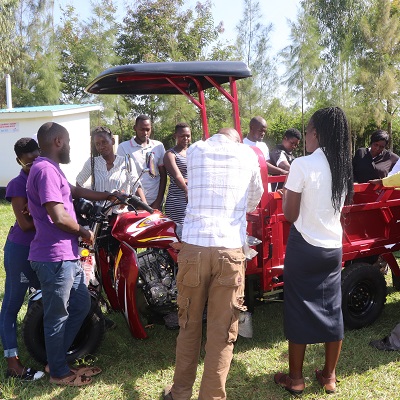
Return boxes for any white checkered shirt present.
[182,134,264,248]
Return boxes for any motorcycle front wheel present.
[23,296,105,364]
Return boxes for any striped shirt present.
[165,149,187,225]
[182,134,264,248]
[76,155,141,194]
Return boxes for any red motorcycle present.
[23,194,181,363]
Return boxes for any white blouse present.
[76,155,141,195]
[285,148,345,248]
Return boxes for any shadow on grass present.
[1,276,400,399]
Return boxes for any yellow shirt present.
[382,172,400,187]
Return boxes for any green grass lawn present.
[1,200,400,399]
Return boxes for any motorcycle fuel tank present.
[111,210,178,248]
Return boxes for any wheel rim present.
[346,279,376,318]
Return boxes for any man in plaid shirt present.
[164,128,264,400]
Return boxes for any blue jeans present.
[0,239,40,358]
[30,260,90,378]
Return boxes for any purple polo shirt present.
[6,170,35,247]
[27,156,79,262]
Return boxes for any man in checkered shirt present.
[164,128,263,400]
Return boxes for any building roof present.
[0,104,101,117]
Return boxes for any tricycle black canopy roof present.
[85,61,251,95]
[85,61,251,138]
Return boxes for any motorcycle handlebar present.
[127,195,154,214]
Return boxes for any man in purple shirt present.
[27,122,119,386]
[0,138,44,381]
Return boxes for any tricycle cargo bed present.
[246,164,400,329]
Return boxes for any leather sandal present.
[315,369,338,394]
[49,372,92,386]
[71,365,102,377]
[274,372,305,396]
[45,364,102,377]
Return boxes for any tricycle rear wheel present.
[341,263,386,329]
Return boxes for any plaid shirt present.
[182,134,264,248]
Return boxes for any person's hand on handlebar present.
[107,191,129,203]
[80,227,94,246]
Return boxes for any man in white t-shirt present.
[117,115,167,210]
[243,116,288,191]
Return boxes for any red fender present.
[114,242,148,339]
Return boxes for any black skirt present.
[283,225,344,344]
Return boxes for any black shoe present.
[105,317,117,330]
[164,313,179,330]
[369,336,398,351]
[6,367,45,381]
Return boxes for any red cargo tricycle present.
[23,61,400,363]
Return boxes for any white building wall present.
[0,105,101,187]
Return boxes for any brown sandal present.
[71,365,102,377]
[49,372,92,386]
[315,369,338,394]
[274,372,305,396]
[45,364,102,377]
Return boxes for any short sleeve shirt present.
[285,148,345,248]
[6,170,35,246]
[117,138,166,204]
[243,137,270,160]
[243,137,271,191]
[353,147,399,183]
[76,155,141,194]
[270,144,295,167]
[27,156,78,262]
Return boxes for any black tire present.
[341,263,387,329]
[23,296,105,365]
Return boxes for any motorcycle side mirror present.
[124,154,133,174]
[145,151,157,178]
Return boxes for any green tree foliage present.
[115,0,225,141]
[10,0,60,106]
[355,0,400,149]
[116,0,220,64]
[0,0,19,107]
[235,0,277,120]
[56,5,91,103]
[280,7,322,153]
[57,0,121,105]
[0,0,18,72]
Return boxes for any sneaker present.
[369,336,398,351]
[238,311,253,338]
[6,367,45,381]
[164,312,180,330]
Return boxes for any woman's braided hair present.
[90,126,114,190]
[311,107,354,212]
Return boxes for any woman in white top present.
[274,107,353,395]
[76,126,146,204]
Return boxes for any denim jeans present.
[171,243,246,400]
[0,239,40,358]
[30,260,90,378]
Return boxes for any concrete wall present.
[0,105,101,187]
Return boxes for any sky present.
[54,0,301,56]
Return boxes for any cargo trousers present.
[170,243,246,400]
